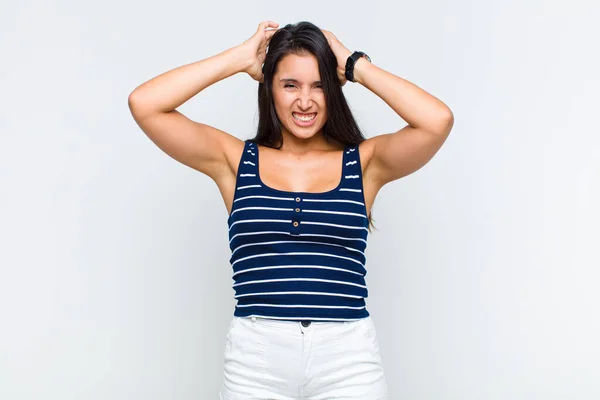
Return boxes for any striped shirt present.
[227,139,370,322]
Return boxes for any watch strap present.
[345,51,371,82]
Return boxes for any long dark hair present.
[251,21,375,230]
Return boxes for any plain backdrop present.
[1,0,599,399]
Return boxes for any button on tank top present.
[227,139,370,322]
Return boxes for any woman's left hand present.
[321,29,353,86]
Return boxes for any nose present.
[297,89,313,110]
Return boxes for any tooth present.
[294,113,315,121]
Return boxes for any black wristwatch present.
[345,51,371,82]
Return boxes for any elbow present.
[128,90,138,112]
[424,110,453,136]
[128,90,142,112]
[438,109,454,136]
[128,90,154,120]
[445,110,454,129]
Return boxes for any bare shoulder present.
[358,137,377,174]
[182,122,245,182]
[359,124,452,186]
[221,136,247,180]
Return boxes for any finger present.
[260,21,279,30]
[265,28,279,38]
[321,30,332,45]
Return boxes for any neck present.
[278,132,341,154]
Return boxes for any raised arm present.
[127,21,279,181]
[321,30,454,187]
[353,59,454,185]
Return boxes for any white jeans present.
[219,315,388,399]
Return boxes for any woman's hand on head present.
[240,21,279,83]
[321,29,353,86]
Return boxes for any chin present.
[288,130,323,142]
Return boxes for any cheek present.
[272,96,294,125]
[273,93,294,112]
[317,96,327,121]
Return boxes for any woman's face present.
[272,52,327,141]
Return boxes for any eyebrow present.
[280,78,322,85]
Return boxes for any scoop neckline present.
[253,142,348,196]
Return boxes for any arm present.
[321,30,454,186]
[354,59,454,185]
[128,21,278,180]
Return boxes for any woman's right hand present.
[240,21,279,82]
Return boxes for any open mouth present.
[292,112,317,125]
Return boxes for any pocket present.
[224,317,238,356]
[222,317,269,387]
[364,317,382,361]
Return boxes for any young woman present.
[128,20,453,400]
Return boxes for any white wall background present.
[1,0,599,398]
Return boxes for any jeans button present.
[301,320,311,327]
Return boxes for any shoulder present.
[357,138,386,194]
[219,137,248,180]
[357,138,377,169]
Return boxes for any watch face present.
[363,54,371,62]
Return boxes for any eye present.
[284,84,296,88]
